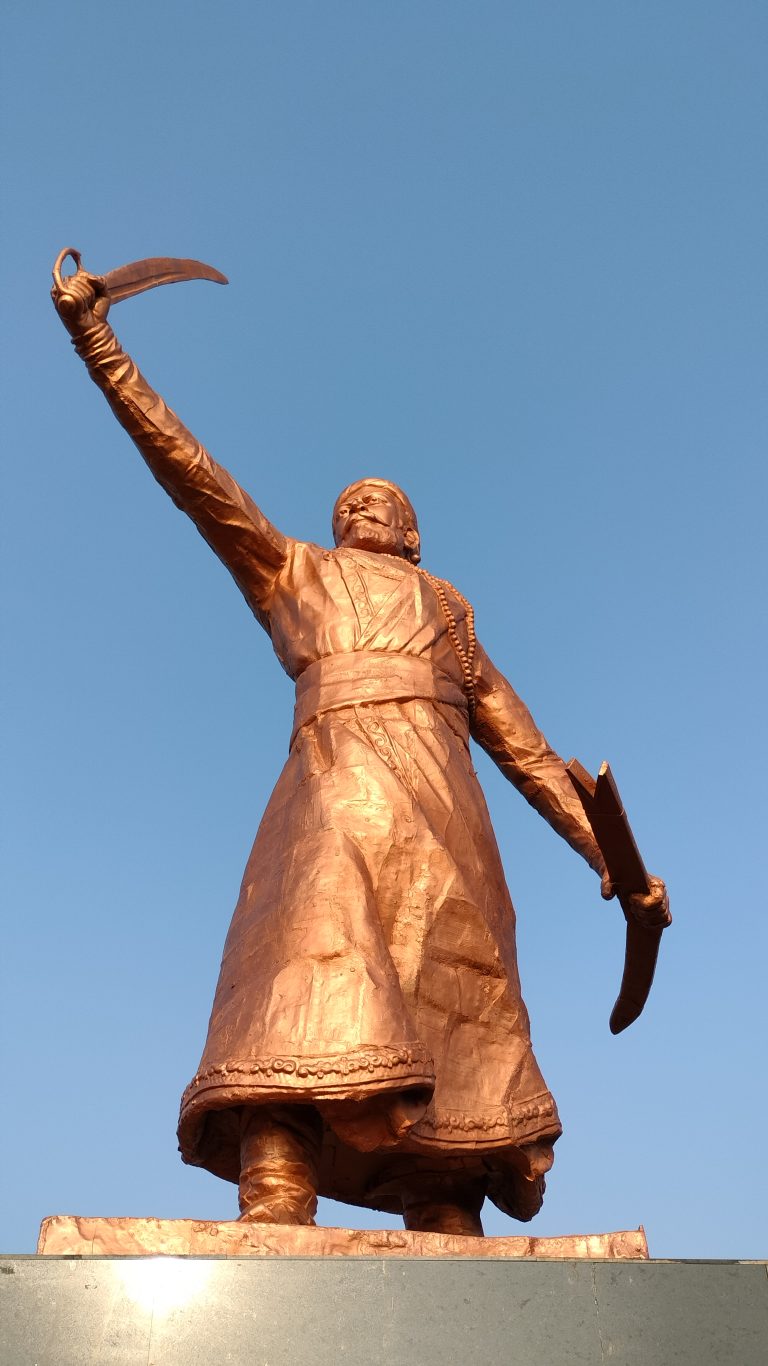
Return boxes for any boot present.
[401,1171,487,1238]
[238,1105,322,1225]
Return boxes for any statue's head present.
[332,478,421,564]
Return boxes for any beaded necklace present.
[416,568,477,722]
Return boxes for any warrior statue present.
[51,250,670,1238]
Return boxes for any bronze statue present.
[51,249,670,1239]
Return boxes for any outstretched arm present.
[51,266,289,624]
[470,642,605,874]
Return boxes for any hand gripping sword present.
[52,247,228,319]
[566,758,668,1034]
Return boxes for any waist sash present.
[291,650,467,747]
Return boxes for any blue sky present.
[2,1,766,1257]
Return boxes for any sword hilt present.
[53,247,82,290]
[52,247,87,320]
[51,248,106,329]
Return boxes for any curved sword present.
[53,247,228,309]
[567,758,667,1034]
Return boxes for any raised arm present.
[51,262,289,624]
[470,642,605,875]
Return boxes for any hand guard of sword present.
[51,249,110,333]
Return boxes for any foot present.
[238,1106,321,1225]
[238,1196,316,1226]
[403,1199,484,1238]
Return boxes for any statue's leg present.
[238,1105,322,1225]
[400,1170,487,1238]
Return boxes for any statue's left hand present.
[601,872,671,929]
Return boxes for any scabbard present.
[566,759,662,1034]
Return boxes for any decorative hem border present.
[179,1045,435,1115]
[408,1094,561,1148]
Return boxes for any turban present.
[333,478,419,535]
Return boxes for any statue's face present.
[333,483,413,559]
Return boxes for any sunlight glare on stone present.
[116,1257,214,1315]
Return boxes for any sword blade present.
[609,917,663,1035]
[567,758,662,1034]
[102,256,228,304]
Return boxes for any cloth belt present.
[291,650,467,747]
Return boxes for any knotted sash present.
[291,650,468,748]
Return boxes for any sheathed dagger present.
[52,247,228,318]
[567,758,668,1034]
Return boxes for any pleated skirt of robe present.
[177,696,561,1217]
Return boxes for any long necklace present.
[417,568,477,721]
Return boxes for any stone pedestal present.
[2,1254,766,1365]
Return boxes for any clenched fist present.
[601,872,671,929]
[51,248,109,336]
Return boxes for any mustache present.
[345,510,388,527]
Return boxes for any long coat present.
[76,319,604,1218]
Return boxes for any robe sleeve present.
[71,320,290,624]
[470,641,605,876]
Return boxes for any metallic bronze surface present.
[37,1216,649,1260]
[567,760,671,1033]
[51,249,669,1235]
[51,247,227,321]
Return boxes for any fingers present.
[51,269,108,333]
[624,878,671,929]
[600,871,615,901]
[51,273,93,324]
[92,288,110,321]
[601,873,671,928]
